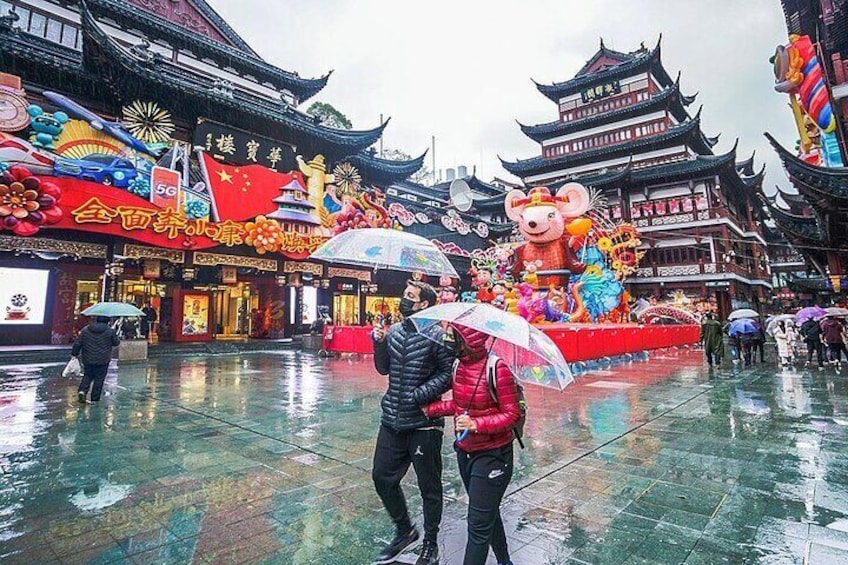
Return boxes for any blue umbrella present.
[82,302,145,318]
[728,318,758,337]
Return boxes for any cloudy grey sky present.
[209,0,797,192]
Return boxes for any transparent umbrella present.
[728,308,760,321]
[310,228,458,278]
[409,302,573,391]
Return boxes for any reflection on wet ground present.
[1,350,848,564]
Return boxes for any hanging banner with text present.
[193,118,296,171]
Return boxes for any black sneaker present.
[415,540,439,565]
[373,527,420,565]
[78,392,86,404]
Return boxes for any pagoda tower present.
[267,178,321,236]
[502,38,772,315]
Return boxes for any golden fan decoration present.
[53,119,130,159]
[121,100,175,145]
[333,161,362,198]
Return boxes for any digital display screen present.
[0,268,49,325]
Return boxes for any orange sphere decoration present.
[244,215,282,254]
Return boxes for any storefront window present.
[333,294,359,326]
[75,280,100,314]
[365,296,400,326]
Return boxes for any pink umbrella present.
[795,306,826,324]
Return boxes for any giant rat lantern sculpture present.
[504,183,593,288]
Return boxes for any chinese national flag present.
[199,151,304,222]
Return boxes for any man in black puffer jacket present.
[371,280,454,565]
[72,316,120,403]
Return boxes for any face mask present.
[399,297,418,318]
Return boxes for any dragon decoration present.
[452,182,644,324]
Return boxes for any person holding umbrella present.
[820,314,847,366]
[409,302,572,565]
[370,281,454,565]
[424,324,520,565]
[71,315,120,403]
[799,314,825,368]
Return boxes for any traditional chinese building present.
[501,38,772,317]
[0,0,426,344]
[762,0,848,299]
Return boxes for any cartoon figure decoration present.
[469,260,496,303]
[522,260,543,289]
[27,105,69,150]
[489,181,643,324]
[772,35,844,167]
[438,275,458,304]
[505,184,591,288]
[491,279,507,310]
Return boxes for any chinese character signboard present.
[580,80,621,103]
[221,266,237,284]
[193,118,296,171]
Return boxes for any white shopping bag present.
[62,356,82,378]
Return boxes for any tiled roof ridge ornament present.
[129,38,164,66]
[0,8,19,32]
[209,77,234,99]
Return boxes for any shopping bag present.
[62,356,82,378]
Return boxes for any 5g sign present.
[150,166,182,210]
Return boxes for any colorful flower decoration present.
[127,176,151,198]
[0,166,62,237]
[244,215,282,254]
[185,199,210,220]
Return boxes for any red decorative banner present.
[42,176,325,259]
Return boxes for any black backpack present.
[486,355,527,449]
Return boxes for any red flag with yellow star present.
[198,151,306,222]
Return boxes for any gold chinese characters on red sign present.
[70,197,327,255]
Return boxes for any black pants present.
[806,340,824,366]
[79,363,109,401]
[755,340,765,362]
[704,344,722,365]
[372,425,443,543]
[827,342,848,363]
[457,443,513,565]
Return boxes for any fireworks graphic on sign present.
[333,162,362,198]
[121,101,175,145]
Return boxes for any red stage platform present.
[322,323,701,361]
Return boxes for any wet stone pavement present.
[2,350,848,564]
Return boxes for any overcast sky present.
[209,0,797,193]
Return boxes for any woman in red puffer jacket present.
[425,324,521,565]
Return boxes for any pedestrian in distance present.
[371,280,455,565]
[754,321,766,363]
[141,302,157,338]
[72,316,120,403]
[820,316,847,367]
[772,321,793,367]
[425,324,521,565]
[799,317,825,368]
[700,313,724,367]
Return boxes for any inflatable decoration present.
[438,275,458,305]
[637,306,699,326]
[0,165,62,236]
[489,182,643,324]
[505,183,590,288]
[772,34,844,167]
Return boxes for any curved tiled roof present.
[349,150,427,186]
[80,6,386,155]
[501,115,712,177]
[533,37,673,102]
[519,81,694,142]
[88,0,330,101]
